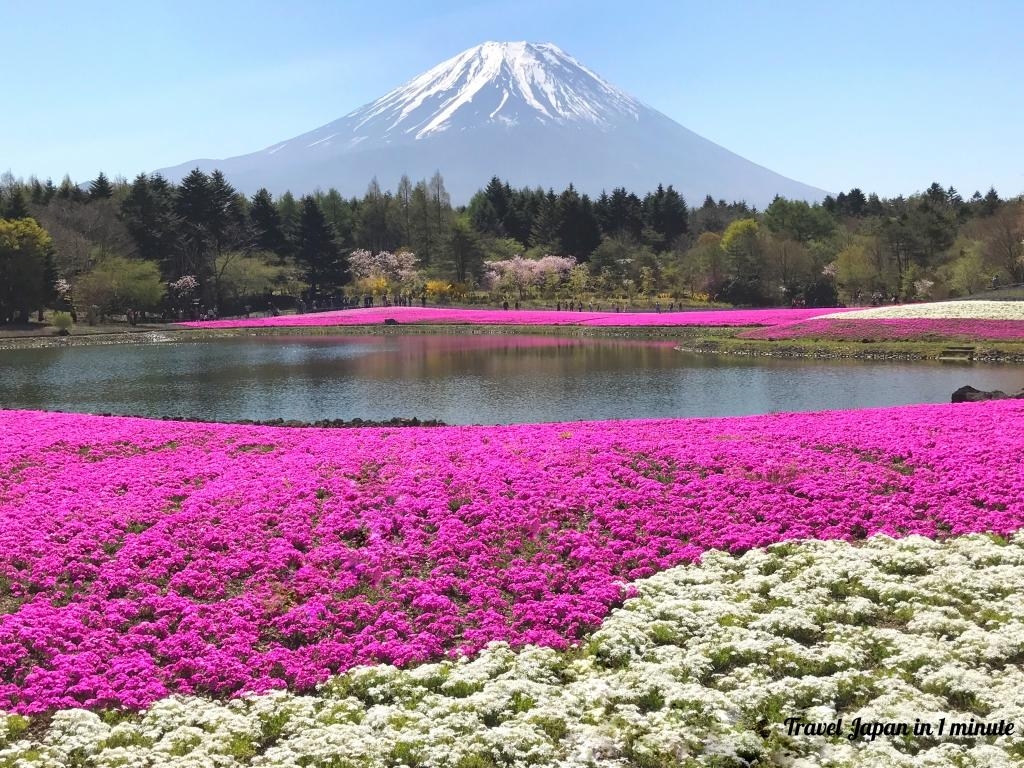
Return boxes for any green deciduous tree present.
[217,252,283,303]
[938,238,987,296]
[74,256,163,317]
[719,218,767,304]
[764,197,835,243]
[0,217,53,322]
[834,234,893,302]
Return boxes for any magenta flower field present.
[178,306,845,330]
[739,317,1024,342]
[1,403,1022,713]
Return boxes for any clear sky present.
[3,0,1022,198]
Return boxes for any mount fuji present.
[158,41,827,206]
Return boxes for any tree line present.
[0,167,1021,323]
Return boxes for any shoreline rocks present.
[89,413,447,428]
[951,385,1024,403]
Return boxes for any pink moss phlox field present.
[178,306,848,330]
[3,403,1024,712]
[739,317,1024,342]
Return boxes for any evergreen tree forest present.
[1,166,1022,323]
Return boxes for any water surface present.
[1,334,1019,424]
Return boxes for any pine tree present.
[846,188,867,217]
[175,168,215,283]
[121,173,180,273]
[29,178,45,205]
[207,170,247,256]
[56,175,84,202]
[447,216,483,283]
[2,188,30,219]
[297,195,347,295]
[661,185,688,245]
[88,172,114,200]
[502,185,539,245]
[865,193,884,217]
[595,190,612,233]
[980,187,1001,217]
[357,177,390,252]
[554,185,601,258]
[468,192,501,236]
[395,175,413,245]
[482,176,509,232]
[429,171,452,237]
[641,184,667,250]
[250,188,287,256]
[276,191,301,250]
[530,189,559,248]
[322,188,355,250]
[601,187,643,241]
[409,181,435,266]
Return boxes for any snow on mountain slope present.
[265,42,641,156]
[343,41,641,139]
[157,41,827,206]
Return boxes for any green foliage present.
[4,714,30,741]
[52,310,73,334]
[75,256,164,315]
[250,188,288,256]
[479,236,523,262]
[88,171,114,200]
[764,197,835,242]
[297,195,348,293]
[0,168,1018,310]
[554,184,601,258]
[0,217,52,322]
[121,173,179,270]
[674,232,724,295]
[1,189,30,219]
[834,237,884,301]
[939,238,987,297]
[448,216,484,283]
[216,252,283,301]
[719,218,768,303]
[721,218,761,271]
[640,183,688,250]
[588,235,632,280]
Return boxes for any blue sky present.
[3,0,1022,198]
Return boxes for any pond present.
[2,334,1020,424]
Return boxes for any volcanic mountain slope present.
[158,41,827,206]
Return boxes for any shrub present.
[52,311,73,335]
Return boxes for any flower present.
[3,533,1023,766]
[1,401,1022,711]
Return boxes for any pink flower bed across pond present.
[738,317,1024,342]
[178,306,848,330]
[2,403,1022,712]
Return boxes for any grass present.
[676,333,1024,363]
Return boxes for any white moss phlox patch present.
[2,533,1023,767]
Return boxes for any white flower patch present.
[2,533,1024,767]
[818,300,1024,321]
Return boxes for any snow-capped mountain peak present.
[158,41,827,206]
[341,41,641,141]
